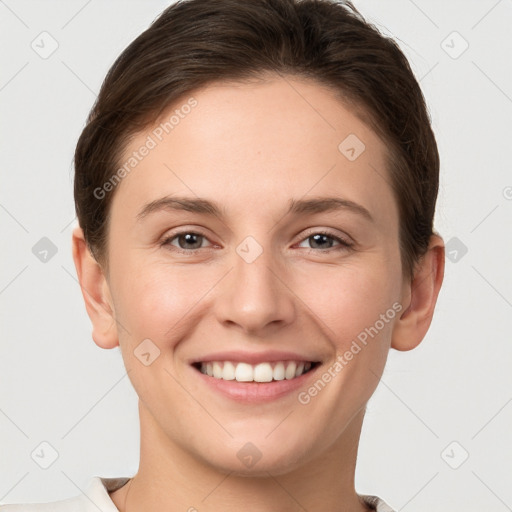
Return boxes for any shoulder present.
[1,481,393,512]
[0,476,130,512]
[360,493,396,512]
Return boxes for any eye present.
[160,229,353,255]
[296,230,353,252]
[160,231,212,253]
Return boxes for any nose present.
[214,242,296,336]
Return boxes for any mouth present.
[192,360,320,382]
[188,350,323,403]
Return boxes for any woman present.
[1,0,444,510]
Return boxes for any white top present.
[0,476,396,511]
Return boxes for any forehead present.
[110,76,397,228]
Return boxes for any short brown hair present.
[74,0,440,279]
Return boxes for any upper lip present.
[189,350,321,365]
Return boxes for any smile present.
[195,360,318,382]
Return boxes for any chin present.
[199,435,313,477]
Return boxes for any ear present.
[391,234,445,351]
[72,226,119,349]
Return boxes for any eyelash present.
[159,229,354,255]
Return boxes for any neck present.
[110,401,371,512]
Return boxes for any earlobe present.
[71,226,119,349]
[391,234,445,351]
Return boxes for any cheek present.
[110,241,402,353]
[110,261,207,346]
[297,261,401,349]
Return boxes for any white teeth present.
[273,362,285,381]
[198,360,314,382]
[212,362,223,378]
[285,361,297,380]
[222,361,236,380]
[235,362,253,382]
[253,363,273,382]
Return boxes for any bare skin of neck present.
[109,404,373,512]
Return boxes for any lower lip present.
[192,364,320,403]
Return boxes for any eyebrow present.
[136,195,374,223]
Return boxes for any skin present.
[72,74,444,512]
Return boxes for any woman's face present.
[103,75,406,474]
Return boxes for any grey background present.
[1,0,511,510]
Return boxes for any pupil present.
[311,234,331,249]
[178,234,333,250]
[180,233,201,249]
